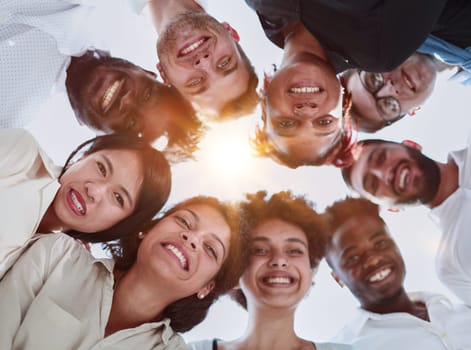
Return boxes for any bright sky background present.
[25,0,471,344]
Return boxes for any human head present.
[230,191,326,309]
[66,50,205,161]
[342,53,438,132]
[324,197,406,311]
[63,134,171,243]
[341,139,440,207]
[157,12,259,119]
[106,196,245,332]
[251,63,354,168]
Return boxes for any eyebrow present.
[185,208,227,259]
[100,154,133,207]
[251,236,308,248]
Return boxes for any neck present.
[149,0,204,34]
[37,203,68,233]
[105,266,173,336]
[280,21,328,69]
[221,306,312,350]
[363,289,429,321]
[428,158,459,208]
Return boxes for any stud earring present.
[138,232,144,239]
[197,293,205,300]
[167,83,172,88]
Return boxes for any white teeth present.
[289,86,321,94]
[404,76,414,90]
[266,277,291,284]
[71,192,84,214]
[101,80,122,110]
[399,169,409,191]
[181,38,205,55]
[369,268,391,282]
[165,244,187,269]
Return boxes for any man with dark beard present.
[66,50,204,162]
[341,139,471,305]
[323,197,471,350]
[151,0,259,120]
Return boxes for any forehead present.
[251,218,307,243]
[331,215,388,252]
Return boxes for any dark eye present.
[205,243,218,259]
[175,216,191,229]
[345,255,360,266]
[278,119,297,128]
[375,239,389,249]
[314,116,334,127]
[114,193,124,207]
[217,57,231,69]
[97,161,106,176]
[287,248,303,255]
[378,97,401,117]
[363,72,384,93]
[250,246,268,255]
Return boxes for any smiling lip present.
[101,79,125,114]
[163,243,189,271]
[366,266,393,284]
[261,273,296,287]
[401,70,416,92]
[178,36,210,58]
[392,162,411,195]
[66,189,86,216]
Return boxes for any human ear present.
[407,106,421,116]
[196,280,215,299]
[331,271,344,288]
[401,139,422,151]
[221,22,240,42]
[156,63,169,85]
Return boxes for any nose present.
[293,102,318,117]
[362,252,383,270]
[85,181,106,202]
[119,90,136,113]
[378,79,399,97]
[269,252,288,268]
[193,52,211,69]
[181,231,198,251]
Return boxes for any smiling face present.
[326,215,405,309]
[348,142,441,207]
[240,218,313,310]
[53,149,144,233]
[136,203,231,299]
[157,13,250,117]
[67,53,184,141]
[263,56,343,165]
[346,53,437,131]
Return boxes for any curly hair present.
[63,134,171,243]
[105,196,247,332]
[323,197,384,264]
[229,191,326,309]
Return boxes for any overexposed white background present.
[25,0,470,343]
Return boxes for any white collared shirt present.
[430,134,471,306]
[333,292,471,350]
[0,233,187,350]
[0,128,61,277]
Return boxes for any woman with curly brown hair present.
[190,191,349,350]
[0,196,245,349]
